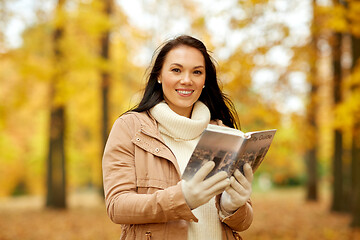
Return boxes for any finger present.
[224,186,248,209]
[229,176,245,194]
[234,169,251,190]
[225,181,241,199]
[243,163,254,183]
[203,171,229,189]
[202,187,227,206]
[192,161,215,183]
[204,178,230,197]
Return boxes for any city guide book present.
[182,124,277,181]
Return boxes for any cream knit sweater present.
[150,101,223,240]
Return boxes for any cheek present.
[161,81,176,100]
[197,77,206,89]
[162,80,172,92]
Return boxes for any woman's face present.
[158,45,206,118]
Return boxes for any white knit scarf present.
[150,101,210,141]
[150,101,210,173]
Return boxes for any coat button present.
[154,148,160,153]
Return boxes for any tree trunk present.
[305,97,318,201]
[46,107,66,208]
[46,0,66,209]
[331,32,344,212]
[350,35,360,228]
[351,123,360,227]
[306,0,319,201]
[100,0,113,195]
[101,0,112,154]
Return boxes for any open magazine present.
[182,124,276,181]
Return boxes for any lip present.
[176,89,194,97]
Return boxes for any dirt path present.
[242,187,359,240]
[0,188,359,240]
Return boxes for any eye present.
[194,70,203,75]
[171,68,181,73]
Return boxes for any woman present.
[102,35,253,240]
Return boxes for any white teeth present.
[177,90,193,94]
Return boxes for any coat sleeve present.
[102,115,197,224]
[215,195,253,232]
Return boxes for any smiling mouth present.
[176,90,194,96]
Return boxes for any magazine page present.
[236,129,276,174]
[182,129,245,181]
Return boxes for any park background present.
[1,0,360,239]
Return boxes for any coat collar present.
[127,111,182,176]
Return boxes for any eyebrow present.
[170,63,205,69]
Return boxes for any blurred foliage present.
[0,0,144,196]
[0,0,359,197]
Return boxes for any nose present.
[180,73,192,85]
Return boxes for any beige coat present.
[102,111,253,240]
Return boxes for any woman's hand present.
[220,163,253,214]
[182,161,230,210]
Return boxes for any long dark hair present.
[131,35,240,129]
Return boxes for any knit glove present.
[220,163,253,214]
[182,161,230,210]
